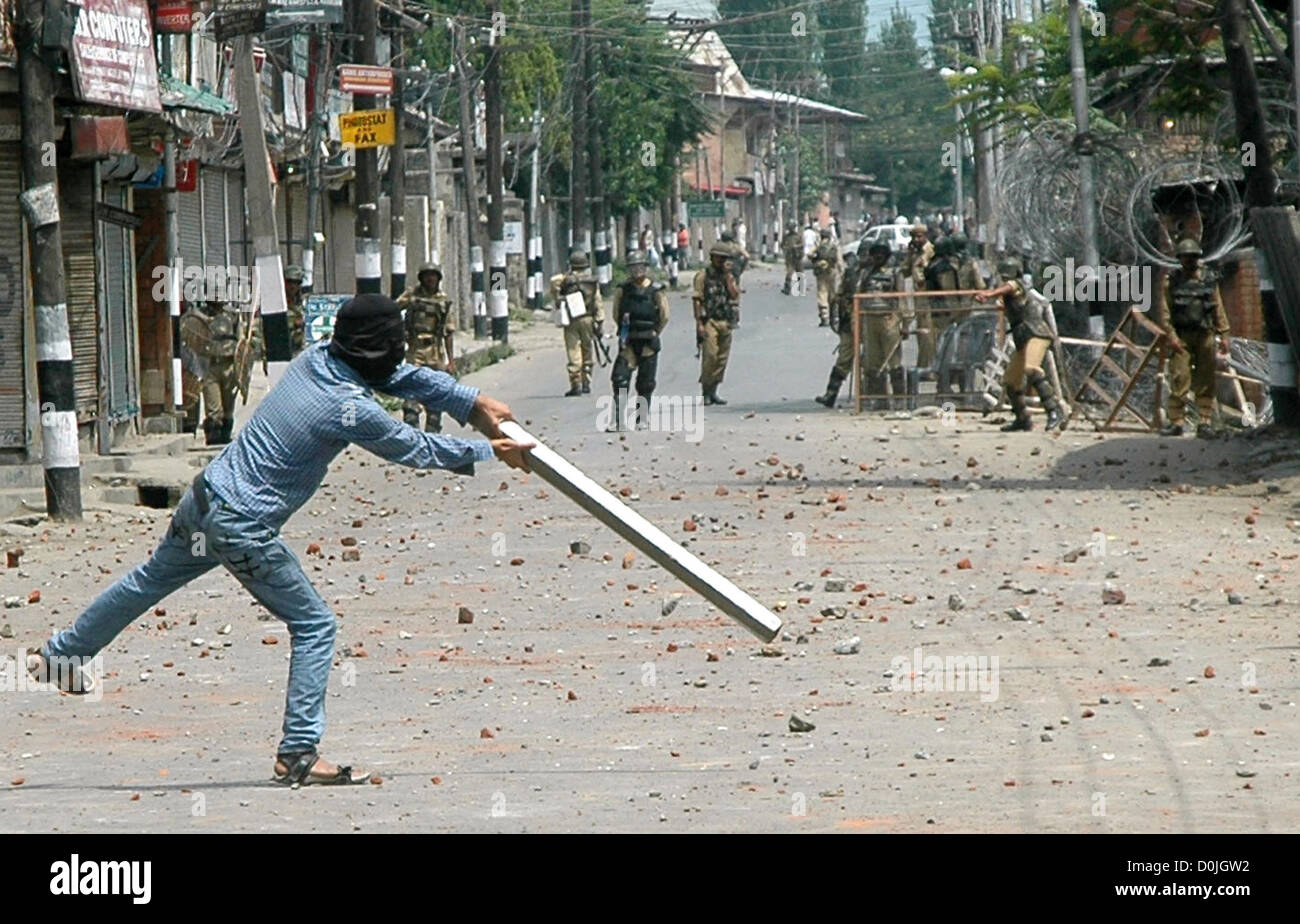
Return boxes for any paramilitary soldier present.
[1155,238,1231,437]
[181,300,252,446]
[397,263,456,432]
[951,233,984,322]
[817,242,894,408]
[900,223,936,374]
[923,237,962,364]
[284,265,307,355]
[975,256,1068,432]
[695,242,740,406]
[781,219,803,295]
[811,227,844,327]
[551,249,604,396]
[610,250,670,430]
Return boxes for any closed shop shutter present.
[202,170,228,266]
[177,187,203,271]
[226,171,248,268]
[0,147,25,447]
[61,165,99,420]
[100,183,138,420]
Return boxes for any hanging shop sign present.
[69,0,162,113]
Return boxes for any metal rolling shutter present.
[61,166,100,420]
[226,171,248,268]
[0,148,24,446]
[100,184,138,420]
[177,187,203,272]
[202,170,228,266]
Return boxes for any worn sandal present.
[26,650,98,695]
[272,748,371,787]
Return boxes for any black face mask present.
[328,296,407,384]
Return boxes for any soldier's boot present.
[1028,370,1068,432]
[1000,389,1033,432]
[564,380,582,397]
[403,401,422,428]
[709,387,727,406]
[218,419,234,444]
[815,370,844,407]
[202,417,221,446]
[635,392,653,430]
[888,368,908,410]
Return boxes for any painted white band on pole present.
[392,243,407,275]
[490,289,509,319]
[1268,342,1298,387]
[169,264,181,317]
[172,357,183,406]
[41,409,80,469]
[356,239,382,280]
[34,304,72,362]
[302,249,315,289]
[257,254,288,316]
[499,421,782,642]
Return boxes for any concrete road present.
[2,262,1297,832]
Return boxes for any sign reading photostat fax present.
[70,0,162,113]
[338,109,394,148]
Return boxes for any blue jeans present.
[44,482,336,754]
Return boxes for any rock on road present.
[2,262,1297,833]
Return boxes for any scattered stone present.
[1235,769,1257,778]
[820,605,848,619]
[792,581,814,592]
[0,624,12,639]
[1006,606,1030,622]
[706,651,720,662]
[661,597,679,617]
[759,645,784,658]
[567,690,578,701]
[1102,584,1125,605]
[509,557,524,566]
[262,637,278,646]
[832,636,861,655]
[622,552,635,569]
[824,578,847,592]
[956,557,972,570]
[306,543,322,556]
[1194,728,1211,737]
[1147,657,1171,667]
[569,540,591,555]
[788,715,815,733]
[947,593,965,611]
[27,590,40,604]
[1040,732,1054,742]
[457,606,474,625]
[341,548,361,562]
[3,597,21,609]
[480,727,495,739]
[6,548,22,568]
[341,536,358,547]
[1204,666,1216,678]
[1227,592,1244,605]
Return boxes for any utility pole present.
[234,34,291,380]
[303,26,329,293]
[588,30,610,296]
[164,128,182,409]
[389,7,407,299]
[17,0,80,519]
[485,0,507,341]
[1221,0,1296,425]
[454,19,486,337]
[426,94,440,266]
[569,0,590,254]
[1067,0,1100,335]
[791,97,801,225]
[353,0,381,294]
[528,99,544,311]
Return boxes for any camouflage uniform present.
[694,243,739,405]
[181,302,246,445]
[397,266,456,431]
[993,257,1065,432]
[900,227,936,369]
[610,251,671,429]
[781,223,803,294]
[551,251,604,395]
[811,231,844,326]
[1155,240,1230,434]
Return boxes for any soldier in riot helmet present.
[817,242,893,408]
[284,265,306,355]
[781,219,802,295]
[551,249,604,396]
[397,263,457,432]
[975,256,1068,432]
[694,242,740,405]
[181,300,248,445]
[949,233,984,324]
[811,227,844,327]
[1155,238,1230,437]
[609,250,670,430]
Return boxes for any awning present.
[160,74,235,116]
[688,182,751,198]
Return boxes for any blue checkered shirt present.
[204,342,494,529]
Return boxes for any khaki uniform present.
[956,257,984,324]
[551,271,603,389]
[181,304,245,444]
[397,283,456,431]
[694,265,737,390]
[923,254,960,345]
[901,239,936,368]
[782,231,803,290]
[1156,267,1229,425]
[862,269,903,403]
[812,239,844,325]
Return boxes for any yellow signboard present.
[338,109,394,148]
